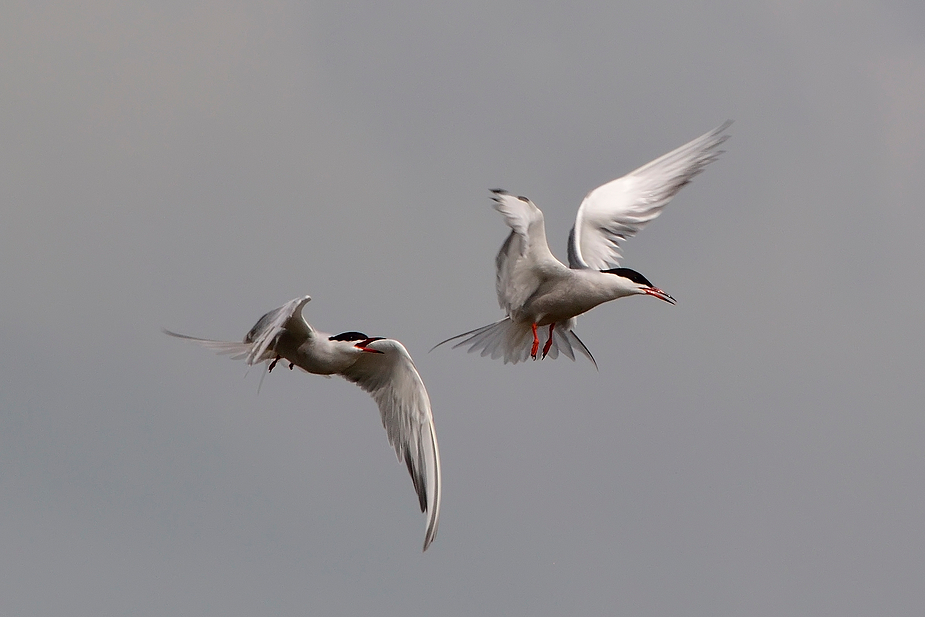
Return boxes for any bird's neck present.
[577,269,640,303]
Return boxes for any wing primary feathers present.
[405,448,426,512]
[568,121,731,270]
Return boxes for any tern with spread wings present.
[166,295,441,551]
[435,122,731,366]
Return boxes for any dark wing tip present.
[404,449,427,512]
[490,189,530,204]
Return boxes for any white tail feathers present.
[432,318,597,368]
[162,330,265,364]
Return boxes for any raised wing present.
[164,295,314,366]
[568,121,731,270]
[341,339,441,551]
[491,190,560,315]
[240,295,313,365]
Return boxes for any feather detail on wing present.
[341,339,442,551]
[568,121,731,270]
[491,189,559,315]
[164,295,314,366]
[242,295,313,365]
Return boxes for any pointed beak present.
[643,287,676,305]
[355,337,385,353]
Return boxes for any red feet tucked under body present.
[542,323,555,358]
[531,323,557,360]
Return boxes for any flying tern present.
[165,295,441,551]
[435,122,731,366]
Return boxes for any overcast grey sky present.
[2,0,925,614]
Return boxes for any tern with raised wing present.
[435,122,731,366]
[165,295,441,551]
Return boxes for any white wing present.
[164,295,314,366]
[241,295,313,365]
[568,122,731,270]
[491,190,561,316]
[341,339,441,551]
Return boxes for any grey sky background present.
[2,1,925,614]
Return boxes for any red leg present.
[530,323,539,360]
[541,323,555,358]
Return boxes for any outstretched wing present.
[491,189,560,316]
[164,295,314,366]
[568,121,731,270]
[341,339,441,551]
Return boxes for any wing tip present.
[422,521,438,552]
[490,188,532,205]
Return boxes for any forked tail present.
[431,318,597,368]
[162,329,257,362]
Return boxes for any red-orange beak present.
[355,337,385,353]
[643,287,676,305]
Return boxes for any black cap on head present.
[329,331,369,342]
[601,267,654,287]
